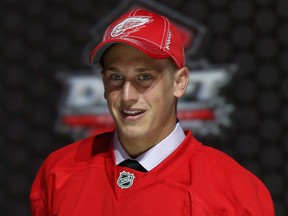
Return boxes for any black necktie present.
[118,159,148,173]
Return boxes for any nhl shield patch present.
[117,171,135,189]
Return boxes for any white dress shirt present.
[113,122,186,171]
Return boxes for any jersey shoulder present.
[187,143,274,214]
[42,131,113,172]
[196,145,261,183]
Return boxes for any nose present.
[121,81,138,103]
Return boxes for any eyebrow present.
[103,66,155,73]
[102,66,119,72]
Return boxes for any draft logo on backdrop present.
[56,0,236,140]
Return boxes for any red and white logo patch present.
[110,16,153,37]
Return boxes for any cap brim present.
[90,38,171,65]
[90,42,116,65]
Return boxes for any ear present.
[174,66,189,98]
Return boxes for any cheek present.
[145,84,174,106]
[104,89,119,105]
[103,84,108,100]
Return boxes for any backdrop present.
[1,0,287,215]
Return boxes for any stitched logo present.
[117,171,135,189]
[165,30,172,50]
[111,16,152,37]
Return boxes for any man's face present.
[101,44,183,147]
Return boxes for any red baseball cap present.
[90,9,185,69]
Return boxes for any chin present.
[118,125,149,139]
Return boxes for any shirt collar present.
[113,122,186,171]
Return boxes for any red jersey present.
[30,131,275,216]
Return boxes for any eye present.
[138,73,152,80]
[110,73,123,80]
[103,72,124,87]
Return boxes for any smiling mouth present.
[121,109,145,117]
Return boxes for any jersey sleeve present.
[30,159,49,216]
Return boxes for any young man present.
[30,9,275,215]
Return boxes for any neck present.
[118,122,177,158]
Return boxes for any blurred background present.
[1,0,288,215]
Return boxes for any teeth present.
[122,110,143,115]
